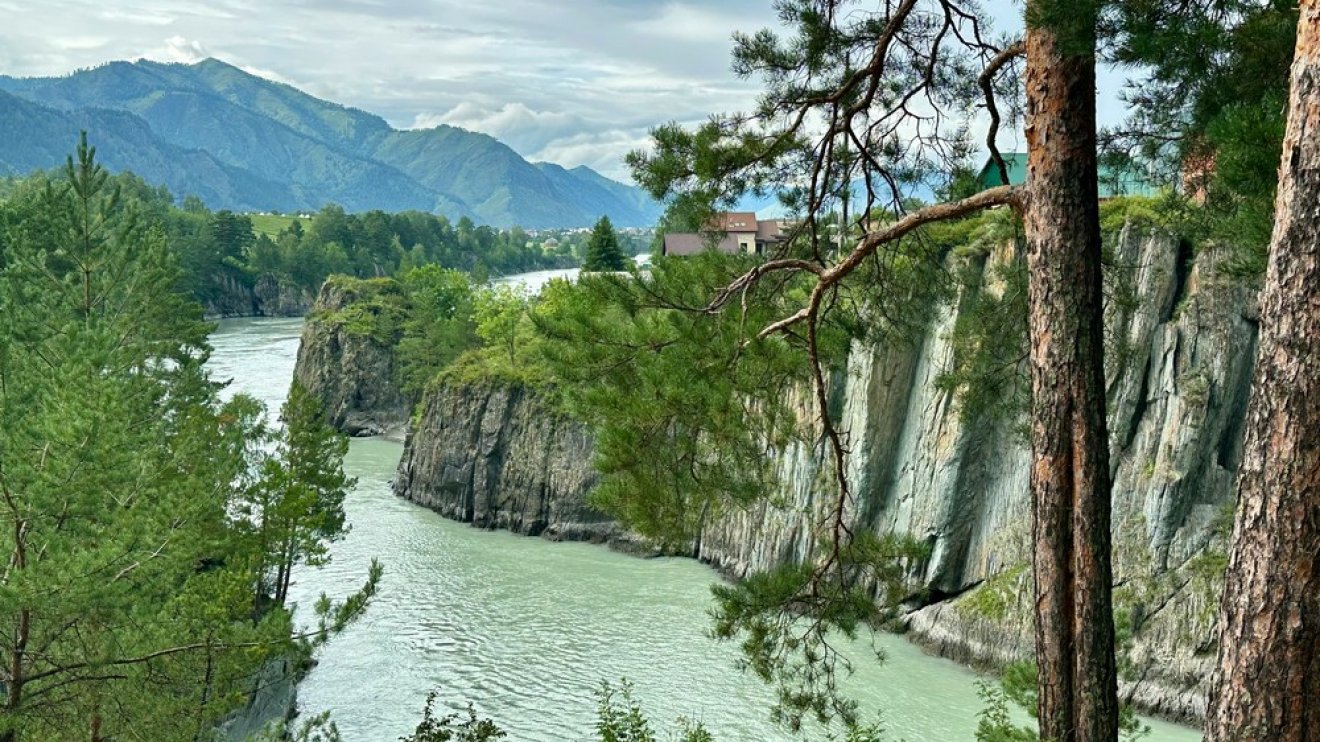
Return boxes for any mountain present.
[0,89,294,210]
[0,59,663,228]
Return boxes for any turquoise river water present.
[206,278,1202,742]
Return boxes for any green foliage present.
[584,215,629,272]
[0,135,276,739]
[396,265,478,396]
[246,380,356,606]
[935,250,1030,428]
[398,682,729,742]
[474,284,530,365]
[1108,0,1297,278]
[245,204,568,297]
[974,661,1150,742]
[1203,91,1286,277]
[1098,195,1188,236]
[974,681,1037,742]
[4,157,573,315]
[958,565,1029,622]
[314,276,409,343]
[709,532,927,730]
[530,253,839,549]
[596,681,713,742]
[399,694,507,742]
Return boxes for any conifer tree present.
[0,136,379,741]
[0,134,285,740]
[583,215,627,272]
[1206,3,1320,737]
[250,380,355,607]
[622,2,1118,737]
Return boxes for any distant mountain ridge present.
[0,58,663,228]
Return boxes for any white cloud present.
[238,64,295,85]
[425,102,580,148]
[530,128,656,182]
[0,0,1130,179]
[95,7,175,26]
[137,35,210,64]
[631,2,748,43]
[50,35,110,51]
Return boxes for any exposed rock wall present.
[336,224,1254,724]
[695,226,1256,723]
[293,280,409,437]
[202,272,314,319]
[217,656,299,741]
[393,381,617,542]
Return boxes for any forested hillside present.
[0,161,571,318]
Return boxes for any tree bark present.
[1022,4,1119,740]
[1206,4,1320,739]
[3,516,30,740]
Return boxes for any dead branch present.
[979,39,1026,187]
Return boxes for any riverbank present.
[208,316,1202,742]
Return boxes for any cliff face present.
[393,381,615,542]
[293,280,409,437]
[345,225,1254,724]
[695,226,1256,723]
[202,273,315,319]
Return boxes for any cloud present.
[631,3,749,43]
[95,7,175,26]
[238,64,296,85]
[529,128,656,182]
[418,102,582,151]
[50,35,111,52]
[0,0,1136,181]
[138,35,210,64]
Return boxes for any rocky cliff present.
[293,279,410,437]
[694,225,1255,723]
[352,224,1254,724]
[393,381,617,542]
[202,272,315,319]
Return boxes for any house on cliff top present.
[661,212,791,257]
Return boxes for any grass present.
[249,213,311,239]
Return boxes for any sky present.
[0,0,1134,181]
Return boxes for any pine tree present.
[1021,3,1118,739]
[1206,3,1320,738]
[620,2,1120,736]
[583,215,627,272]
[0,134,286,740]
[251,380,355,607]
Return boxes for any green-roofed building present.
[975,152,1160,198]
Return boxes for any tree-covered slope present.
[0,89,292,210]
[0,59,660,228]
[535,162,663,227]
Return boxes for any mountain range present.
[0,58,663,228]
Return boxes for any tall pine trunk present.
[1022,3,1119,740]
[1206,4,1320,738]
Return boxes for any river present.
[206,282,1202,742]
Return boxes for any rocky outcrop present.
[694,225,1256,724]
[217,656,300,741]
[293,279,409,437]
[394,381,618,542]
[360,224,1254,724]
[202,272,315,319]
[253,275,315,317]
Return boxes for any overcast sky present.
[0,0,1133,181]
